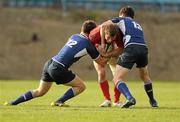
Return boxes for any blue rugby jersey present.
[111,17,146,48]
[52,34,100,68]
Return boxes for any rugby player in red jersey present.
[89,24,124,107]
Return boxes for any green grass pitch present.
[0,80,180,122]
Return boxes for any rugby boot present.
[121,97,136,108]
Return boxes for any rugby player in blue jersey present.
[4,20,107,106]
[100,6,158,108]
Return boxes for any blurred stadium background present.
[1,0,180,12]
[0,0,180,80]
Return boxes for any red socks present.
[100,80,121,102]
[99,80,111,100]
[114,83,121,103]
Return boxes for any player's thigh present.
[93,61,106,73]
[65,75,85,88]
[93,61,107,82]
[113,65,130,83]
[108,57,118,76]
[35,80,53,94]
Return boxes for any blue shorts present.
[117,44,148,69]
[41,59,76,85]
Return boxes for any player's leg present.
[32,80,53,98]
[93,61,111,107]
[47,60,85,106]
[113,65,136,108]
[4,80,53,105]
[108,57,122,106]
[4,60,53,106]
[113,46,138,108]
[52,75,86,106]
[136,45,158,107]
[139,66,158,107]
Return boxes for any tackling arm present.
[100,47,123,58]
[94,55,109,66]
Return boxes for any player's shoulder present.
[88,26,101,45]
[89,26,100,36]
[111,17,124,23]
[70,34,80,39]
[70,34,87,42]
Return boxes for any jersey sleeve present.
[86,41,100,60]
[111,17,121,23]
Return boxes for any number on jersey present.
[66,40,77,48]
[132,21,142,31]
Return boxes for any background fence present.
[0,0,180,12]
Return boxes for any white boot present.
[99,100,111,107]
[113,102,123,107]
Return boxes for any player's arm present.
[100,24,106,49]
[87,41,109,66]
[98,21,114,56]
[94,55,109,66]
[100,47,123,58]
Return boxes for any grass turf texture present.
[0,80,180,122]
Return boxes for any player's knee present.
[72,83,86,96]
[98,71,105,77]
[79,83,86,92]
[96,67,105,75]
[113,74,123,84]
[97,71,106,81]
[75,82,86,94]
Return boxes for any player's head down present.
[81,20,97,34]
[104,24,119,44]
[119,6,135,19]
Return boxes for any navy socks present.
[56,88,75,103]
[144,82,155,101]
[11,91,33,105]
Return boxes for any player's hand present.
[96,44,106,56]
[94,53,109,66]
[99,56,110,66]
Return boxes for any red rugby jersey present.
[88,26,124,48]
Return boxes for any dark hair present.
[81,20,97,34]
[119,6,135,19]
[104,24,119,37]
